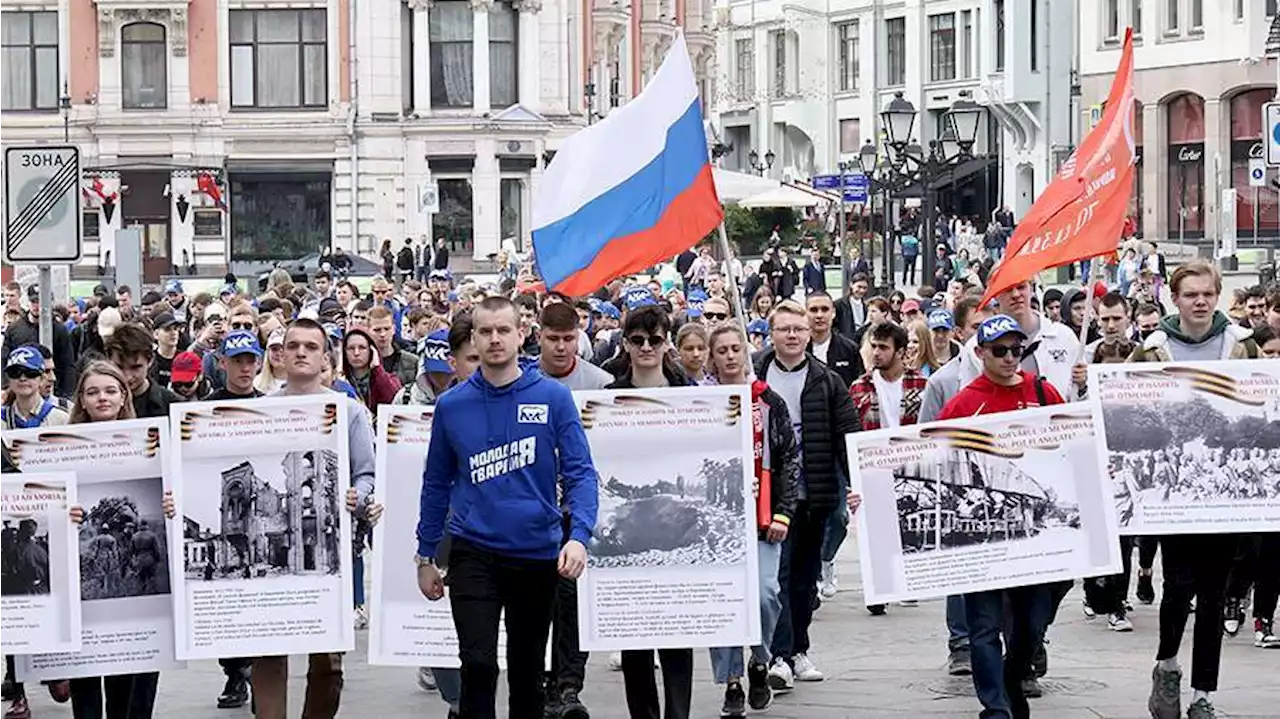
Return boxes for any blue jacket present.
[416,369,599,560]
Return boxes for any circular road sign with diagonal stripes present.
[4,145,82,263]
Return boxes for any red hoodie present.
[937,370,1065,420]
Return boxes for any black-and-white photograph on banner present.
[848,406,1121,606]
[367,406,508,669]
[2,472,82,654]
[1091,360,1280,535]
[3,421,184,680]
[574,386,761,653]
[168,396,354,660]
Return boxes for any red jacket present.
[937,370,1065,420]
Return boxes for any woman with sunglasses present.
[2,346,69,430]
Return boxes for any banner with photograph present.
[368,406,507,668]
[169,396,355,660]
[2,472,81,655]
[1091,360,1280,535]
[575,386,760,652]
[4,420,182,680]
[849,406,1122,605]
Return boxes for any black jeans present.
[1084,535,1138,614]
[448,536,559,719]
[1137,536,1158,571]
[1156,533,1237,691]
[218,657,250,680]
[770,500,829,662]
[620,649,692,719]
[1252,533,1280,620]
[902,256,918,286]
[549,513,588,692]
[69,672,159,719]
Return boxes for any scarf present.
[3,397,55,429]
[751,380,772,530]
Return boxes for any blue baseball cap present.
[221,330,264,358]
[746,319,770,336]
[5,345,43,374]
[623,286,656,311]
[164,279,184,294]
[977,314,1028,345]
[419,329,451,374]
[598,302,620,320]
[927,309,955,331]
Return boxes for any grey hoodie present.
[269,387,376,509]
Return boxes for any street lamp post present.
[859,90,983,287]
[748,149,776,176]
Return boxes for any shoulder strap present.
[1034,376,1048,407]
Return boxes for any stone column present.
[472,137,501,259]
[515,0,541,111]
[1203,98,1223,245]
[409,0,433,114]
[472,0,492,112]
[1145,103,1163,243]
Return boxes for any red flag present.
[197,173,227,211]
[981,28,1136,306]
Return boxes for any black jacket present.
[604,364,692,390]
[396,246,415,271]
[756,384,800,534]
[833,296,866,341]
[207,387,264,401]
[810,332,863,389]
[753,350,860,512]
[134,380,185,419]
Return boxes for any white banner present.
[575,386,761,652]
[848,406,1122,605]
[2,472,81,655]
[1091,360,1280,535]
[168,396,355,660]
[5,420,183,680]
[368,405,507,668]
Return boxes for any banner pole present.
[715,222,752,338]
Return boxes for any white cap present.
[97,307,124,339]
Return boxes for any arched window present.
[1166,93,1204,236]
[1228,88,1277,237]
[121,22,167,110]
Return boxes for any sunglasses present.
[171,381,197,391]
[987,344,1025,359]
[230,322,255,331]
[5,368,41,380]
[703,312,729,321]
[626,334,665,348]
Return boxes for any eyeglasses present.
[703,312,729,321]
[230,322,254,331]
[5,368,41,380]
[626,334,665,348]
[771,325,809,336]
[987,344,1025,359]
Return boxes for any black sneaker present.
[559,687,589,719]
[216,675,249,709]
[1021,676,1044,698]
[1224,597,1245,636]
[1031,641,1048,678]
[868,604,887,616]
[542,680,562,719]
[1136,573,1155,604]
[721,681,746,718]
[746,662,773,710]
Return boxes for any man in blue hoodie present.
[416,296,599,719]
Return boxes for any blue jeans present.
[963,585,1056,719]
[820,476,849,564]
[432,668,462,709]
[946,595,968,651]
[709,540,783,682]
[353,551,365,607]
[771,502,828,662]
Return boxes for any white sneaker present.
[353,605,368,630]
[1108,613,1134,632]
[416,667,437,692]
[818,561,838,599]
[608,651,623,671]
[1224,617,1241,636]
[766,657,794,692]
[1081,599,1096,619]
[792,653,825,682]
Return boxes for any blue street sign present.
[843,187,869,203]
[811,173,867,190]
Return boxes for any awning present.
[713,168,781,204]
[739,183,837,209]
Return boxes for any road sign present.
[812,173,867,191]
[1249,158,1267,187]
[3,146,82,263]
[1265,103,1280,167]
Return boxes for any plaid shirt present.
[848,369,927,431]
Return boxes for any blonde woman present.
[675,322,714,385]
[905,320,943,377]
[750,287,775,321]
[254,327,289,394]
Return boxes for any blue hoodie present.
[416,368,599,561]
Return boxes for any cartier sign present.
[1175,144,1204,163]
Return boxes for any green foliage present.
[720,206,803,256]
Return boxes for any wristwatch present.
[414,554,436,568]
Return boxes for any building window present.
[121,23,167,110]
[836,21,858,92]
[1164,0,1178,32]
[1,11,58,111]
[1166,93,1205,237]
[1234,0,1243,20]
[770,30,786,98]
[401,2,415,111]
[960,10,974,78]
[885,17,906,86]
[1189,0,1203,31]
[1271,0,1278,16]
[229,175,331,261]
[230,10,328,109]
[489,2,517,108]
[430,1,473,107]
[994,0,1005,71]
[1029,0,1038,71]
[500,178,524,251]
[1105,0,1120,38]
[839,119,860,154]
[433,178,474,254]
[734,38,754,99]
[1229,88,1277,236]
[1133,0,1143,35]
[928,13,955,82]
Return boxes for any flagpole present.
[715,223,752,337]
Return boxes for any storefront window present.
[1166,93,1204,237]
[500,178,524,252]
[431,178,473,256]
[1132,100,1144,237]
[1228,88,1277,239]
[230,175,331,261]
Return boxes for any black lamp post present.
[748,149,776,176]
[859,90,983,286]
[59,86,72,142]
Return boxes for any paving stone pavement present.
[19,541,1278,718]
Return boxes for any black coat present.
[133,380,185,419]
[396,246,415,271]
[832,297,866,342]
[810,333,863,389]
[753,350,860,512]
[433,245,450,270]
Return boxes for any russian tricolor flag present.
[532,32,723,296]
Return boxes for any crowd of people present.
[1,233,1278,719]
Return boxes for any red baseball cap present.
[1092,281,1108,300]
[901,299,921,314]
[171,351,202,383]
